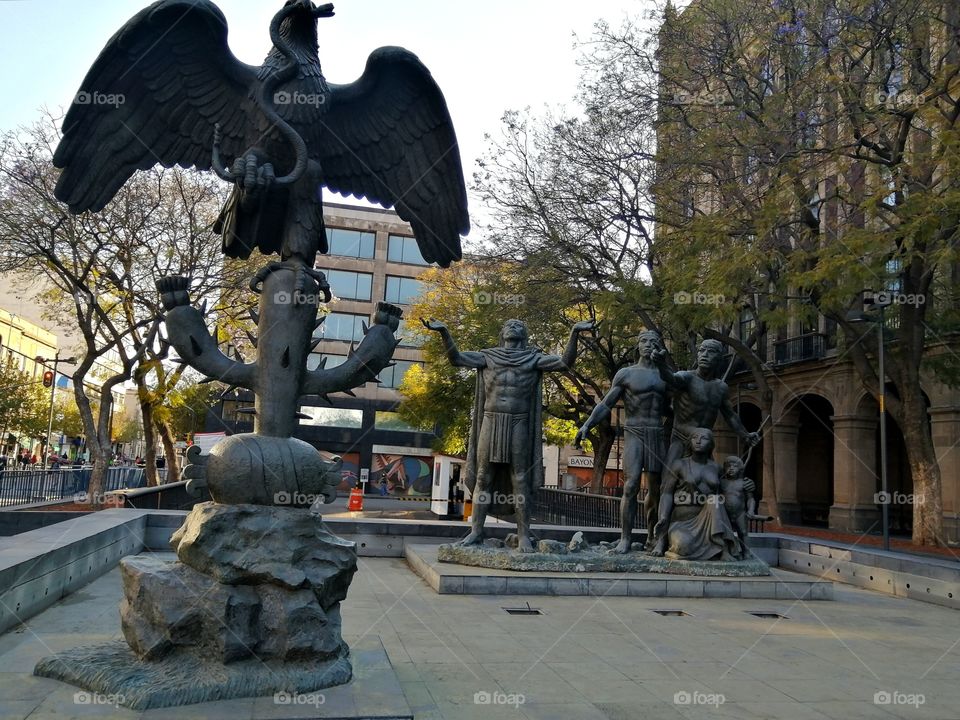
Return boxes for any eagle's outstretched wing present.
[319,47,469,267]
[54,0,258,214]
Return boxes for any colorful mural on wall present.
[371,453,432,496]
[320,451,361,492]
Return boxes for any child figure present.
[720,456,772,543]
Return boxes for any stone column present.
[768,420,800,524]
[829,414,879,533]
[930,406,960,542]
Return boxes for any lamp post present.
[36,351,77,471]
[847,297,891,551]
[182,404,198,436]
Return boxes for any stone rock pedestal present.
[437,542,771,576]
[35,502,358,711]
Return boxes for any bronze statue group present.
[427,319,768,563]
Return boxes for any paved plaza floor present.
[1,554,959,719]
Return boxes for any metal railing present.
[773,333,826,365]
[531,486,768,533]
[531,487,642,530]
[0,467,167,508]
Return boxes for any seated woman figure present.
[650,427,745,561]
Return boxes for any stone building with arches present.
[715,348,960,540]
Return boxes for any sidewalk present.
[4,556,960,719]
[768,523,960,562]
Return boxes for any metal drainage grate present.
[747,611,788,619]
[503,602,543,616]
[651,609,689,617]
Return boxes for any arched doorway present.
[793,395,835,527]
[859,389,919,536]
[737,402,764,500]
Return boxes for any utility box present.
[431,455,465,519]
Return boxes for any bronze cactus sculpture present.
[35,0,467,709]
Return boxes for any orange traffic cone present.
[347,487,364,511]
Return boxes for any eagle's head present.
[276,0,334,50]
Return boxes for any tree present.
[471,54,691,491]
[52,392,86,440]
[616,0,960,544]
[398,258,652,492]
[0,113,234,500]
[0,361,49,452]
[155,377,219,477]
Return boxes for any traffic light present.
[42,370,54,388]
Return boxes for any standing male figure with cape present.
[424,318,595,552]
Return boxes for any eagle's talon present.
[297,267,332,303]
[249,261,286,294]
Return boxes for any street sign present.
[192,432,226,455]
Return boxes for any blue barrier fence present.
[0,467,168,508]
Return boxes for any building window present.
[326,228,375,259]
[378,360,420,389]
[384,276,424,305]
[395,318,425,347]
[299,406,364,428]
[306,353,347,371]
[374,411,421,432]
[322,269,373,301]
[387,235,429,266]
[320,313,367,343]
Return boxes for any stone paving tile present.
[520,701,611,719]
[674,700,831,719]
[142,698,255,720]
[732,702,839,719]
[594,702,688,719]
[800,700,901,720]
[0,698,44,720]
[5,557,960,719]
[657,660,755,682]
[398,679,432,707]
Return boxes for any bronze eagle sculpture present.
[53,0,468,268]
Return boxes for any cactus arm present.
[302,302,402,397]
[165,305,257,390]
[157,276,256,391]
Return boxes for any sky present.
[0,0,657,229]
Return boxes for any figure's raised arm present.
[574,370,625,447]
[422,319,486,369]
[539,320,596,370]
[652,347,687,390]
